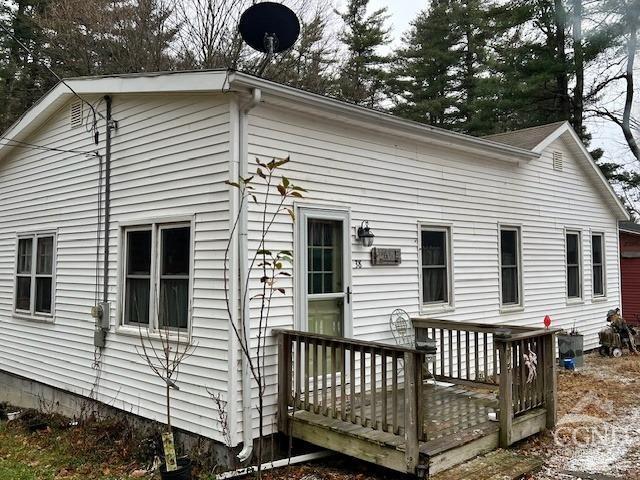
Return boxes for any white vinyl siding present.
[0,93,231,443]
[245,102,622,440]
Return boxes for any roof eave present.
[228,71,540,164]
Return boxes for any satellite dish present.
[239,2,300,55]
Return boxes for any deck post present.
[404,351,419,473]
[543,332,557,429]
[277,332,292,433]
[497,339,513,448]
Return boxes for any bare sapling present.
[135,298,197,472]
[224,156,305,477]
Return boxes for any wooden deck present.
[276,320,557,478]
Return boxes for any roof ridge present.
[482,121,567,139]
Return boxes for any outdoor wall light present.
[357,221,375,247]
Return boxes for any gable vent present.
[552,151,563,171]
[69,101,83,129]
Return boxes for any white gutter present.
[237,87,262,463]
[227,71,540,164]
[216,451,332,479]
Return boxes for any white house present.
[0,70,629,466]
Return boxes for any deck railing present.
[275,329,426,469]
[413,318,557,447]
[276,319,558,464]
[495,328,557,446]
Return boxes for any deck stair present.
[431,449,544,480]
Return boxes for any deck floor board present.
[290,382,499,450]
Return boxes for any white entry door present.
[297,208,352,338]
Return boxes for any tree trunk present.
[622,0,640,160]
[554,0,571,120]
[572,0,584,135]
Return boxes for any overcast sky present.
[331,1,634,165]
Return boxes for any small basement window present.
[15,233,56,318]
[122,222,192,330]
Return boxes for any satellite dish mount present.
[239,2,301,75]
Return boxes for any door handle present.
[346,287,351,304]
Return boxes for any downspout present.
[237,88,262,463]
[103,96,113,304]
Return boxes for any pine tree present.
[0,0,52,133]
[261,9,338,95]
[335,0,390,108]
[390,1,462,128]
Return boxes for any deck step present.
[430,449,543,480]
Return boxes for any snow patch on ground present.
[534,407,640,479]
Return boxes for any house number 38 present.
[354,260,363,269]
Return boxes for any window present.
[15,233,55,317]
[500,227,521,306]
[123,223,191,330]
[420,227,450,305]
[592,234,605,297]
[566,231,582,299]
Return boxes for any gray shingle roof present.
[482,122,567,150]
[620,221,640,235]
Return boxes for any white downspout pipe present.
[237,88,262,463]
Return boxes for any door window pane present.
[307,220,343,295]
[421,229,449,304]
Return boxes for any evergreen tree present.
[0,0,52,133]
[261,9,338,95]
[390,1,462,128]
[335,0,390,108]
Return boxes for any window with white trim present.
[592,233,605,297]
[15,233,55,316]
[566,231,582,299]
[499,226,522,306]
[420,227,451,305]
[123,223,191,330]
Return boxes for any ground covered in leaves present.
[0,411,159,480]
[1,352,638,479]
